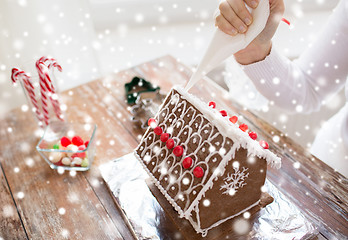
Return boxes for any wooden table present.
[0,56,347,240]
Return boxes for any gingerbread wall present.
[189,148,267,230]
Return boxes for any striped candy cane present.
[11,68,43,125]
[44,58,63,120]
[36,62,50,126]
[36,57,64,125]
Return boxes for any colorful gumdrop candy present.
[71,157,83,166]
[60,136,71,147]
[81,158,89,167]
[66,144,79,157]
[49,152,64,163]
[72,136,84,146]
[53,144,60,149]
[62,157,71,166]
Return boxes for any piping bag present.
[185,0,270,91]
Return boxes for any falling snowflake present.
[220,167,249,196]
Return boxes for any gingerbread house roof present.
[135,86,281,220]
[174,86,281,167]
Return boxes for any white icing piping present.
[220,166,249,195]
[134,151,187,218]
[174,85,281,169]
[183,141,241,218]
[188,199,261,237]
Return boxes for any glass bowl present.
[36,121,97,171]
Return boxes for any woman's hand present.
[215,0,285,65]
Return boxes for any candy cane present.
[43,58,63,120]
[36,57,64,124]
[11,68,43,124]
[44,58,63,120]
[36,62,50,126]
[36,57,59,125]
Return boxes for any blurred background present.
[0,0,344,151]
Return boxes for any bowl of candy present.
[36,121,97,171]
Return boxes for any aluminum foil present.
[100,153,318,240]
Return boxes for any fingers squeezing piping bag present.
[185,0,270,91]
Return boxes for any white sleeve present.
[241,0,348,114]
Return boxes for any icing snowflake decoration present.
[220,166,249,196]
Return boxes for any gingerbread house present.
[135,86,281,237]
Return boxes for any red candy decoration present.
[259,140,269,149]
[72,136,84,146]
[219,110,228,117]
[193,166,204,178]
[148,118,157,128]
[249,131,258,140]
[239,124,248,132]
[173,146,184,157]
[229,116,238,124]
[208,101,216,109]
[154,126,163,135]
[60,136,71,147]
[182,157,193,169]
[77,145,87,158]
[84,140,89,148]
[166,139,175,149]
[160,133,169,142]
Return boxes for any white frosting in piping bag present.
[185,0,270,91]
